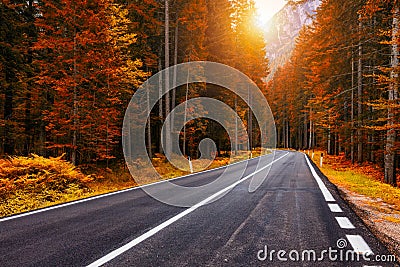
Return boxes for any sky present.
[254,0,287,24]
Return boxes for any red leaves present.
[34,0,146,163]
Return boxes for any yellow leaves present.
[312,151,400,209]
[0,154,94,217]
[120,59,149,88]
[106,2,136,49]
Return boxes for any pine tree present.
[269,0,399,186]
[34,0,146,164]
[362,0,399,185]
[0,0,40,156]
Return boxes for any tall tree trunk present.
[146,82,152,158]
[171,23,178,154]
[357,16,363,164]
[24,0,34,155]
[298,125,301,150]
[235,95,238,154]
[385,5,399,186]
[286,119,289,149]
[158,55,163,120]
[335,132,339,156]
[309,107,313,149]
[351,50,355,164]
[328,118,331,155]
[183,69,189,157]
[164,0,171,156]
[248,85,253,153]
[303,113,308,149]
[172,23,178,90]
[72,25,78,165]
[282,119,286,148]
[4,77,14,155]
[158,55,163,153]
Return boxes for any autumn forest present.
[0,0,265,163]
[1,0,399,188]
[268,0,399,186]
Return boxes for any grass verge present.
[308,151,400,262]
[309,151,400,210]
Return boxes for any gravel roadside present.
[338,187,400,263]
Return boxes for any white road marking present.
[0,154,268,223]
[336,217,356,229]
[304,155,335,202]
[328,204,343,213]
[85,153,289,267]
[346,235,374,255]
[303,154,374,258]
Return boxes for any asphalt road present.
[0,151,398,266]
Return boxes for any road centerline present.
[85,153,289,267]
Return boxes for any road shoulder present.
[337,187,400,262]
[305,152,400,263]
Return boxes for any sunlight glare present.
[254,0,287,25]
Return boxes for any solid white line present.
[304,155,335,202]
[328,204,343,213]
[0,154,273,223]
[335,217,356,229]
[86,153,289,267]
[346,235,374,255]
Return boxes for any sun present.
[254,0,287,25]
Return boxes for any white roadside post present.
[320,153,324,168]
[188,156,193,173]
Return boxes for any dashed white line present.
[328,204,343,213]
[346,235,374,255]
[303,154,376,259]
[304,155,335,202]
[86,153,290,267]
[336,217,356,229]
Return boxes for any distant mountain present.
[263,0,321,80]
